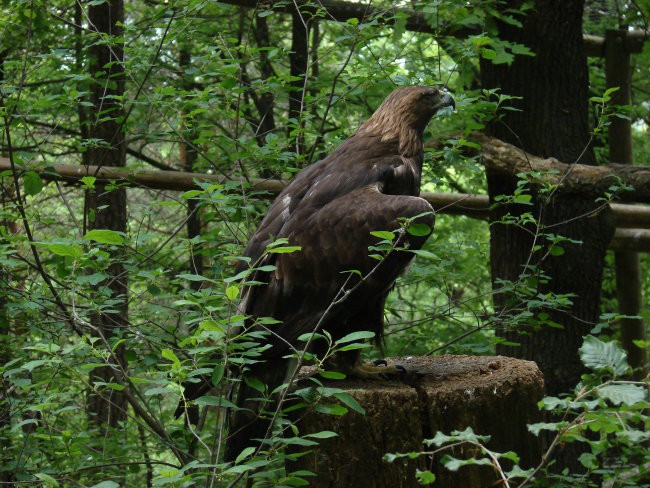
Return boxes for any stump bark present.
[290,355,544,488]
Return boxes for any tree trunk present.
[289,12,309,155]
[179,46,204,289]
[85,0,128,429]
[480,0,615,396]
[290,356,543,488]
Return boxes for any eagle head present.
[359,86,455,156]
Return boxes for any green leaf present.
[83,229,126,245]
[161,348,180,364]
[47,243,83,258]
[370,230,395,241]
[416,469,436,485]
[579,335,629,375]
[305,430,338,439]
[319,371,346,380]
[267,245,302,254]
[212,364,225,387]
[333,392,365,415]
[407,223,431,237]
[81,176,96,188]
[597,384,647,406]
[235,447,256,464]
[549,245,565,256]
[313,403,348,415]
[24,171,44,196]
[226,285,239,300]
[334,331,375,344]
[35,473,59,487]
[245,377,266,393]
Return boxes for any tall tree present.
[481,0,616,395]
[85,0,129,429]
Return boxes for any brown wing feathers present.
[190,86,454,462]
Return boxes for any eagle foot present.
[348,361,406,380]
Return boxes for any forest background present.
[1,0,649,486]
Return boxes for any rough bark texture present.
[480,0,616,396]
[291,356,543,488]
[85,0,128,428]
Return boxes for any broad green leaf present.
[235,447,256,464]
[245,376,266,393]
[313,403,348,415]
[597,384,647,406]
[370,230,395,241]
[333,392,365,414]
[579,335,629,375]
[83,229,126,245]
[416,469,436,485]
[81,176,96,188]
[161,348,180,364]
[24,171,43,196]
[407,223,431,237]
[47,243,83,258]
[226,285,239,300]
[334,331,375,344]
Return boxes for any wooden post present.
[605,29,648,376]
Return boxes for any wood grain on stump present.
[289,355,544,488]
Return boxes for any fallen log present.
[290,355,544,488]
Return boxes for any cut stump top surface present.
[293,355,544,488]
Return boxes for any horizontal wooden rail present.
[2,157,650,251]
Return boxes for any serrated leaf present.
[579,335,629,375]
[83,229,126,245]
[597,384,646,406]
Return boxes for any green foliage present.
[1,0,649,486]
[384,337,649,486]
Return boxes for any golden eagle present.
[222,86,455,461]
[176,86,454,461]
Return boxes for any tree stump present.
[290,355,544,488]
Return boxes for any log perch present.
[291,355,544,488]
